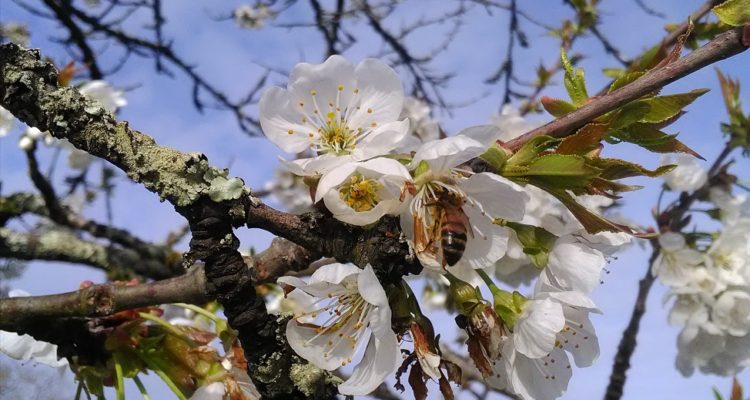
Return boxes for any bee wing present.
[413,215,431,253]
[461,208,475,239]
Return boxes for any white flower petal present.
[460,172,528,222]
[315,162,359,203]
[457,125,501,148]
[545,236,605,294]
[514,299,565,359]
[458,205,510,269]
[337,332,400,396]
[511,347,572,400]
[260,87,318,154]
[346,59,404,130]
[352,119,410,159]
[281,154,352,177]
[0,331,68,368]
[286,319,363,371]
[189,382,226,400]
[410,135,485,172]
[288,55,356,115]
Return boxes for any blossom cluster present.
[260,55,632,399]
[653,159,750,377]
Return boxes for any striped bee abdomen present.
[441,214,468,266]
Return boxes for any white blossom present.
[315,157,410,225]
[260,55,409,176]
[396,97,441,151]
[0,290,68,369]
[234,4,272,29]
[263,168,313,214]
[400,132,529,271]
[0,106,14,137]
[661,154,708,192]
[651,232,704,287]
[79,80,127,113]
[542,235,606,295]
[705,218,750,286]
[278,263,400,396]
[489,105,540,142]
[711,290,750,336]
[709,187,749,222]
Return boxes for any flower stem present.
[113,353,125,400]
[476,269,502,297]
[139,353,188,400]
[133,375,152,400]
[137,312,194,345]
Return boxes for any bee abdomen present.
[441,221,467,266]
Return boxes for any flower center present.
[339,173,381,212]
[320,112,357,155]
[295,289,373,365]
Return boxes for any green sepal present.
[480,143,510,172]
[505,221,558,268]
[506,135,560,166]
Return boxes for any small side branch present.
[506,27,749,151]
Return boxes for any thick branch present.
[245,204,421,284]
[0,227,178,279]
[1,191,183,278]
[0,237,316,329]
[506,27,748,151]
[0,266,207,330]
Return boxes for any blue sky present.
[1,0,749,399]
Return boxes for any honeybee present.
[404,182,473,268]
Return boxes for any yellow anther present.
[310,90,317,96]
[367,108,373,114]
[337,85,344,91]
[287,129,294,135]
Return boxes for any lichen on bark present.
[0,43,250,209]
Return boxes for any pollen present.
[339,173,382,212]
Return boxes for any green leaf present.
[609,71,645,93]
[526,154,598,177]
[541,96,577,117]
[636,89,709,123]
[561,49,589,106]
[610,102,652,130]
[587,157,675,180]
[506,154,601,190]
[557,123,609,155]
[506,135,560,166]
[713,0,750,26]
[603,68,625,80]
[506,222,558,268]
[533,182,653,237]
[480,144,510,172]
[616,123,704,159]
[713,387,725,400]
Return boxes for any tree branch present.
[0,227,179,279]
[0,237,316,329]
[506,27,748,151]
[0,266,208,330]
